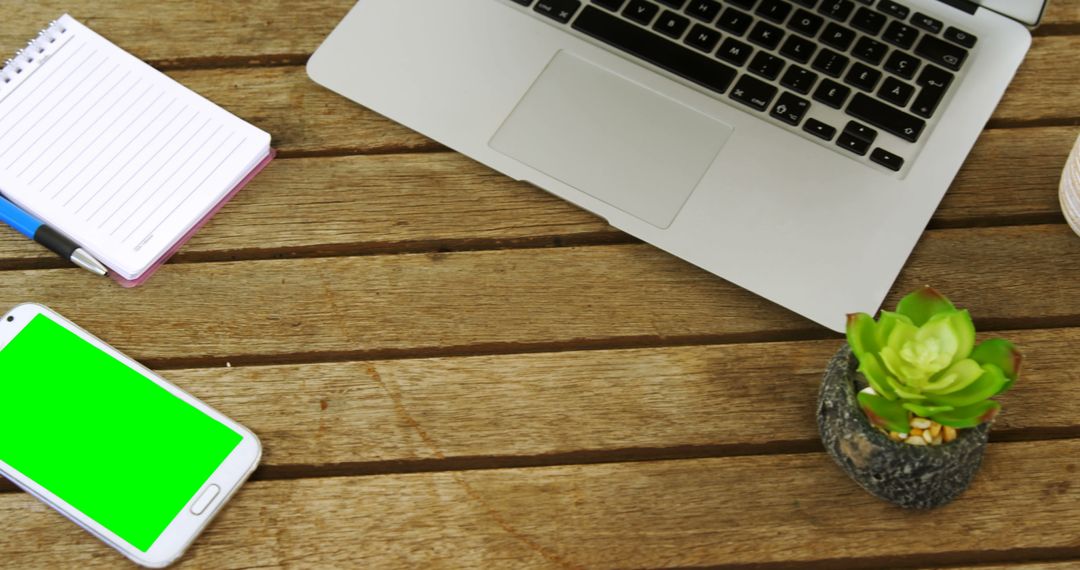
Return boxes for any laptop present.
[307,0,1044,332]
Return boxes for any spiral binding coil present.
[0,19,70,97]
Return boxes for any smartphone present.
[0,303,261,567]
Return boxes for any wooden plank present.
[7,1,1079,70]
[8,1,353,67]
[167,67,437,156]
[0,126,1073,267]
[0,152,609,267]
[0,225,1076,363]
[996,36,1080,124]
[0,327,1070,489]
[150,45,1077,157]
[3,34,1069,158]
[2,328,1064,471]
[1042,0,1080,30]
[2,440,1078,568]
[921,564,1080,570]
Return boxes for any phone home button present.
[190,484,221,516]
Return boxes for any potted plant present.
[817,286,1021,509]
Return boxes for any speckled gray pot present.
[817,345,992,509]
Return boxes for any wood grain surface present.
[2,441,1079,569]
[0,1,1078,569]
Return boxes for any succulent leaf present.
[885,374,927,400]
[858,390,910,433]
[922,358,984,395]
[846,313,879,356]
[874,311,911,350]
[924,364,1009,408]
[902,402,955,417]
[930,401,1001,429]
[919,309,976,363]
[971,339,1022,382]
[896,286,956,326]
[857,355,898,400]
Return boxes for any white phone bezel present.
[0,303,262,568]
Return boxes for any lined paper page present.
[0,15,270,278]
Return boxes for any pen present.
[0,194,108,276]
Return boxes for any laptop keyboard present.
[506,0,978,174]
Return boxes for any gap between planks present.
[2,422,1078,496]
[655,548,1080,570]
[0,316,1073,373]
[0,220,1072,275]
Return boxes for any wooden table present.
[2,2,1079,568]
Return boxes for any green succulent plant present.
[846,286,1021,435]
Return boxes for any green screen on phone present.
[0,312,242,552]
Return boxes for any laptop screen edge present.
[970,0,1048,26]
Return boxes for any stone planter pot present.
[817,345,992,509]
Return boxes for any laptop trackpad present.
[490,51,733,229]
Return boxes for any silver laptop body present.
[308,0,1042,331]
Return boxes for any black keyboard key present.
[837,131,871,155]
[623,0,660,23]
[882,20,918,49]
[686,24,722,51]
[911,12,943,33]
[780,35,817,63]
[870,147,904,171]
[780,64,818,93]
[851,36,888,65]
[748,20,785,49]
[883,50,919,79]
[771,91,811,125]
[573,7,738,92]
[915,34,967,70]
[728,0,758,8]
[717,7,754,35]
[511,0,535,5]
[536,0,583,22]
[757,0,794,23]
[657,0,687,7]
[850,6,886,35]
[804,117,837,140]
[846,92,925,141]
[812,47,848,77]
[819,0,854,22]
[876,0,909,19]
[878,76,914,106]
[592,0,626,11]
[654,10,691,37]
[788,9,825,36]
[944,26,977,48]
[730,74,778,111]
[813,78,850,108]
[844,120,877,143]
[844,61,881,91]
[911,63,952,118]
[792,0,819,8]
[717,37,754,65]
[686,0,723,21]
[820,22,856,50]
[749,51,786,79]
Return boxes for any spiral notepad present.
[0,15,272,285]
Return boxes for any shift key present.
[845,93,925,142]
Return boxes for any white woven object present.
[1062,133,1080,236]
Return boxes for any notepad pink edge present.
[111,148,276,288]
